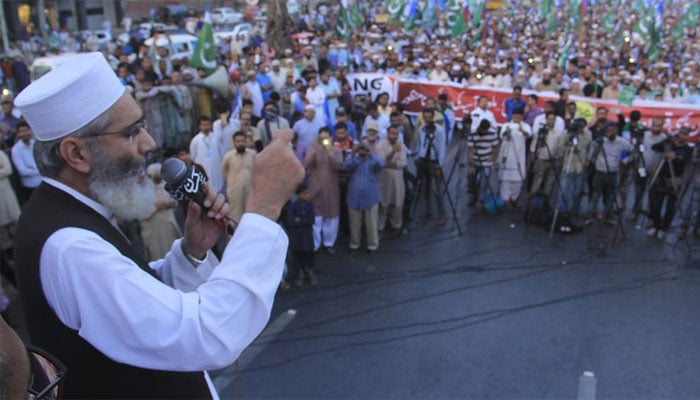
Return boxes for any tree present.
[266,0,295,53]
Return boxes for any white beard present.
[87,143,157,221]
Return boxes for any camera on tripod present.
[425,122,436,141]
[591,125,605,141]
[538,126,549,138]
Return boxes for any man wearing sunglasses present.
[13,53,304,398]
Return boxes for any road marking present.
[213,309,297,392]
[577,371,597,400]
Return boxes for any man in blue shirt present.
[503,85,527,122]
[344,142,384,253]
[256,63,274,104]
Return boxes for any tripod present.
[587,137,627,246]
[444,121,471,209]
[525,128,566,227]
[549,135,582,237]
[410,128,464,236]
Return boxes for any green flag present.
[335,6,351,39]
[450,6,468,38]
[618,85,637,107]
[557,42,570,69]
[471,0,483,29]
[682,1,700,29]
[350,2,363,28]
[387,0,405,20]
[601,11,616,33]
[189,8,217,74]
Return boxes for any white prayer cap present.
[15,52,124,142]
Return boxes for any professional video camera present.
[425,122,436,141]
[538,125,549,138]
[630,124,646,141]
[591,124,605,141]
[569,118,586,133]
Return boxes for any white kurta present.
[0,150,20,225]
[306,86,327,126]
[498,122,531,182]
[190,131,224,192]
[39,179,287,397]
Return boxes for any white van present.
[144,33,198,61]
[30,53,82,81]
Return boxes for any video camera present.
[425,122,436,141]
[538,126,549,138]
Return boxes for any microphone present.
[161,158,229,229]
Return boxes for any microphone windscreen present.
[161,158,188,185]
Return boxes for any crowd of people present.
[0,0,699,288]
[0,0,699,397]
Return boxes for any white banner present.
[346,73,397,103]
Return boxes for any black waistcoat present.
[15,183,211,399]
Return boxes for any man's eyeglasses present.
[83,119,148,143]
[26,345,66,400]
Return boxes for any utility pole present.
[0,0,10,52]
[37,0,49,45]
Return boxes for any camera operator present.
[529,112,564,197]
[586,122,633,224]
[416,107,447,225]
[587,106,625,142]
[498,109,531,208]
[469,96,496,135]
[616,110,653,218]
[532,101,565,134]
[560,118,592,214]
[646,127,692,239]
[467,120,501,212]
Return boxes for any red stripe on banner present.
[396,80,700,140]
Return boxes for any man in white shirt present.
[243,70,264,120]
[13,52,304,399]
[293,105,324,149]
[10,120,41,203]
[532,101,566,134]
[469,96,496,135]
[189,116,225,192]
[362,103,390,139]
[305,75,327,126]
[268,59,286,92]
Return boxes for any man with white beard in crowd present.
[498,109,531,208]
[12,52,304,398]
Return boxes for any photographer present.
[416,107,447,225]
[498,109,530,208]
[467,120,501,211]
[646,128,692,239]
[529,112,564,197]
[560,118,592,214]
[586,122,633,224]
[617,110,648,217]
[469,96,496,135]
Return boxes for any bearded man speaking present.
[13,53,304,399]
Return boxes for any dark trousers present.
[416,159,445,216]
[649,183,678,231]
[292,250,314,278]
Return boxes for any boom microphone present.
[161,157,229,228]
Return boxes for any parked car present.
[213,22,252,47]
[30,52,81,81]
[80,30,112,49]
[210,7,244,25]
[158,4,189,24]
[144,33,198,61]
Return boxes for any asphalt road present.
[213,137,700,399]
